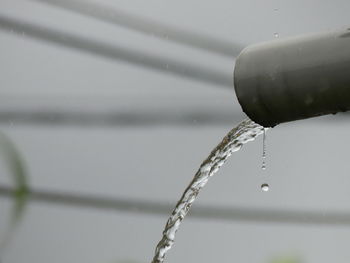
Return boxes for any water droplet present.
[274,32,279,38]
[261,183,269,192]
[274,8,278,11]
[261,128,267,170]
[166,64,169,69]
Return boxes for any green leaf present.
[0,131,29,224]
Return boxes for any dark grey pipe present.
[234,28,350,127]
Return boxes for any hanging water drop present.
[261,183,269,192]
[261,128,267,170]
[274,32,279,38]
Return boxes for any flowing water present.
[151,118,265,263]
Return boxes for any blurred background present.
[1,0,350,262]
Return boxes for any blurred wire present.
[0,109,242,127]
[0,108,345,127]
[0,15,232,88]
[1,185,350,226]
[31,0,243,57]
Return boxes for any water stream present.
[151,118,265,263]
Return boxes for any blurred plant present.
[0,131,29,259]
[0,132,29,223]
[270,255,302,263]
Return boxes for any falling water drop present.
[261,183,269,192]
[274,32,279,38]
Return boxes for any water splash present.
[151,118,264,263]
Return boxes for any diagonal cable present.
[0,15,232,88]
[31,0,243,57]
